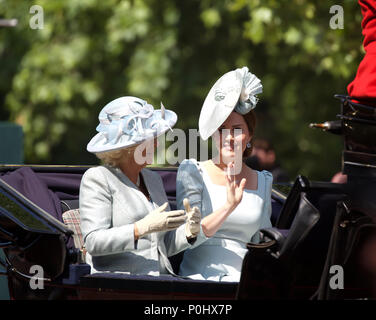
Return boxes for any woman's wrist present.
[224,201,236,213]
[201,204,233,238]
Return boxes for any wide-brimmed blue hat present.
[199,66,262,141]
[87,96,177,153]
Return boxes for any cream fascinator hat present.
[198,66,262,140]
[87,96,177,153]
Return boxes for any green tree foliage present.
[0,0,363,180]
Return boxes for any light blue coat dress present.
[176,159,273,282]
[79,165,191,276]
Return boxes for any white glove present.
[135,202,186,238]
[183,198,201,239]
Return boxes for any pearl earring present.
[247,142,252,148]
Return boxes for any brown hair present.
[241,110,257,158]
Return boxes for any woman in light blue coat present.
[80,96,200,275]
[176,67,273,282]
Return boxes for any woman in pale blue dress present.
[176,67,273,282]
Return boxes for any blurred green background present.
[0,0,364,180]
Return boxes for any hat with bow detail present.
[199,66,262,141]
[87,96,177,153]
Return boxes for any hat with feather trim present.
[198,66,262,141]
[87,96,177,153]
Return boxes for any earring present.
[247,142,252,148]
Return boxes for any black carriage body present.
[237,96,376,300]
[321,96,376,299]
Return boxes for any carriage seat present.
[61,199,80,213]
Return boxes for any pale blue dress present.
[176,159,273,282]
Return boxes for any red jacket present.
[347,0,376,105]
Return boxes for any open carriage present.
[1,93,376,300]
[0,162,287,300]
[1,0,376,300]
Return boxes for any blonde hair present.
[95,148,131,167]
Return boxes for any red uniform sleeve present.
[347,0,376,105]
